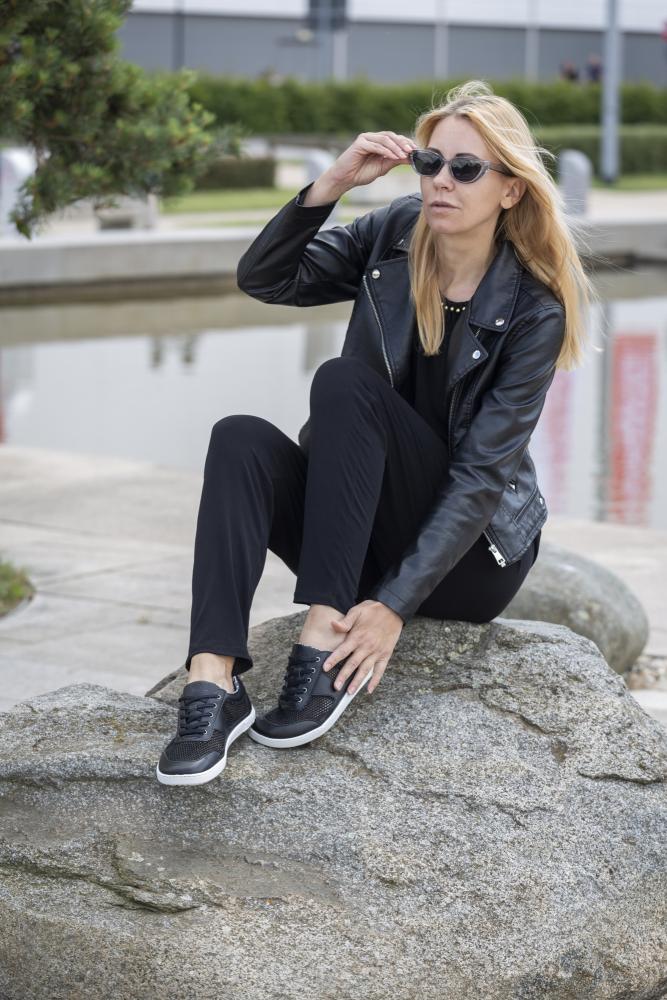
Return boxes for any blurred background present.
[1,0,666,528]
[0,0,666,712]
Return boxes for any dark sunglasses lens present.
[410,150,442,176]
[451,156,484,182]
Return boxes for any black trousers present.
[185,356,540,676]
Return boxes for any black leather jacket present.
[236,180,566,624]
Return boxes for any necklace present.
[441,298,468,313]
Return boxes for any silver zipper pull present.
[487,541,507,567]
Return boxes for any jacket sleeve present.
[366,305,567,623]
[236,181,391,307]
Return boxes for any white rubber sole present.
[156,706,256,786]
[246,670,371,748]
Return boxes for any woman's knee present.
[310,355,376,403]
[209,414,280,455]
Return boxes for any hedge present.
[192,125,667,186]
[183,74,667,135]
[195,155,275,189]
[536,124,667,176]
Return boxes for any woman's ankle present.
[188,652,236,692]
[298,604,346,651]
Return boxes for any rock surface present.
[502,539,649,673]
[0,612,666,1000]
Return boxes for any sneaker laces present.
[177,691,221,737]
[279,654,321,709]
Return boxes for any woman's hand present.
[324,131,419,193]
[321,599,404,695]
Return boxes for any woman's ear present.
[501,177,527,210]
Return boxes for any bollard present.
[558,149,592,216]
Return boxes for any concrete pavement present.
[0,444,665,726]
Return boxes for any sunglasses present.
[409,148,514,183]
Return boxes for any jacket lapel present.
[371,229,522,391]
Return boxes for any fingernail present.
[349,686,356,694]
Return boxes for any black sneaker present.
[247,642,370,749]
[156,675,255,785]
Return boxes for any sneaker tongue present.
[182,680,227,699]
[291,642,332,659]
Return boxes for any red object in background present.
[537,367,574,515]
[661,20,667,42]
[608,333,658,525]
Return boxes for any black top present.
[397,297,470,448]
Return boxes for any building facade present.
[118,0,667,85]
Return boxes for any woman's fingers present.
[386,130,418,155]
[362,132,412,160]
[381,131,418,156]
[334,646,377,690]
[347,655,377,696]
[360,136,401,161]
[322,642,353,671]
[366,660,387,695]
[331,647,372,690]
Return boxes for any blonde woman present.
[157,79,595,785]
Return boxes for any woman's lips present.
[432,203,457,210]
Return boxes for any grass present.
[589,173,667,190]
[160,188,354,214]
[0,559,34,617]
[160,172,667,215]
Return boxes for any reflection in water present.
[0,273,666,530]
[531,289,666,529]
[149,334,198,369]
[608,332,658,525]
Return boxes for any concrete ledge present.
[1,216,665,306]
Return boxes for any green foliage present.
[536,124,667,176]
[0,558,33,617]
[0,0,245,238]
[194,155,275,190]
[186,74,667,178]
[185,73,667,136]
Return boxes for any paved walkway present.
[25,183,667,239]
[0,445,665,727]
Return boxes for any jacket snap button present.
[371,268,381,278]
[495,317,505,326]
[472,349,481,359]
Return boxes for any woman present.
[156,79,595,786]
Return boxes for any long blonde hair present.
[409,79,597,370]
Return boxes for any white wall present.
[129,0,667,34]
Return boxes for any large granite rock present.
[0,612,666,1000]
[502,539,649,673]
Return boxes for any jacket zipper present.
[447,381,463,456]
[483,529,508,567]
[362,272,394,387]
[446,327,508,567]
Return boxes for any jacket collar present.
[386,202,524,334]
[468,239,523,332]
[370,205,526,391]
